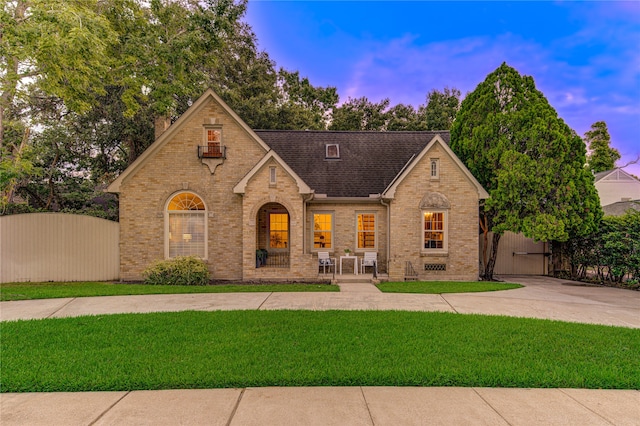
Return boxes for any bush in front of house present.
[143,256,210,286]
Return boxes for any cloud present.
[341,33,549,106]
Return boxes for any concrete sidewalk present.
[2,276,639,425]
[2,276,639,328]
[3,387,639,426]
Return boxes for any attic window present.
[325,144,340,159]
[430,159,439,179]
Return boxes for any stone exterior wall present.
[388,144,481,281]
[118,99,266,281]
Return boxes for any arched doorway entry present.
[255,202,290,268]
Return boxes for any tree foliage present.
[1,0,340,217]
[450,63,601,280]
[329,97,390,131]
[585,121,620,173]
[565,209,640,285]
[328,87,461,131]
[420,87,461,131]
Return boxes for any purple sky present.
[245,1,640,177]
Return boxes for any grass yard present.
[0,281,339,301]
[377,281,522,293]
[2,310,638,392]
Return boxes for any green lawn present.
[0,281,521,301]
[377,281,522,293]
[2,310,638,392]
[0,281,339,301]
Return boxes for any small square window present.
[326,144,340,159]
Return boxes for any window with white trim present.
[430,158,439,179]
[313,213,333,249]
[269,166,277,185]
[325,144,340,159]
[423,211,447,251]
[166,192,206,258]
[357,213,376,249]
[203,127,223,158]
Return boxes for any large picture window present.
[166,192,206,258]
[423,211,446,250]
[313,213,333,249]
[357,213,376,249]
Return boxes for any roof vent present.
[325,144,340,159]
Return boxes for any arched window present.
[166,192,206,258]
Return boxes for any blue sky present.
[245,1,640,177]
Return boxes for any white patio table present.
[339,255,358,275]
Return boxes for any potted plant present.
[344,248,351,256]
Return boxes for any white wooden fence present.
[0,213,119,283]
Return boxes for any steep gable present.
[107,89,269,193]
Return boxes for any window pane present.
[314,214,332,249]
[424,212,444,250]
[357,214,375,249]
[270,213,289,248]
[207,129,221,142]
[169,212,205,257]
[168,193,205,211]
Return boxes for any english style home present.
[107,89,488,282]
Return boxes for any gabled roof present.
[594,168,640,183]
[255,130,476,198]
[382,135,489,199]
[233,150,312,194]
[107,89,270,193]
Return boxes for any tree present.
[585,121,620,173]
[273,69,338,130]
[329,97,390,131]
[2,0,341,217]
[419,87,461,130]
[450,63,601,280]
[1,0,118,209]
[386,103,423,131]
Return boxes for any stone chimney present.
[154,116,171,139]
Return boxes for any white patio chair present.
[360,252,378,275]
[318,251,336,275]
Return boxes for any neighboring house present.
[594,168,640,214]
[107,89,488,282]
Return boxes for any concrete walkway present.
[3,387,639,426]
[2,275,639,328]
[2,276,639,425]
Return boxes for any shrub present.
[565,209,640,283]
[143,256,210,286]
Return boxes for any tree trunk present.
[482,232,501,280]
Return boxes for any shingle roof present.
[602,200,640,216]
[254,130,449,197]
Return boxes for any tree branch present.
[619,156,640,169]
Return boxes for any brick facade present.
[110,91,485,282]
[388,144,480,281]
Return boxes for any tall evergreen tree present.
[585,121,620,173]
[451,63,601,280]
